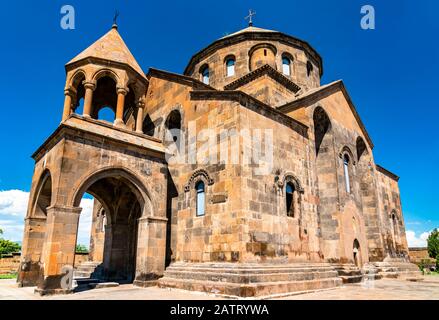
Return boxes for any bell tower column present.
[136,99,145,133]
[82,81,96,118]
[114,87,128,127]
[61,88,75,122]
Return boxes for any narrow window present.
[282,57,291,76]
[226,58,235,77]
[201,66,209,85]
[286,183,295,217]
[306,61,313,77]
[196,181,205,216]
[343,154,351,193]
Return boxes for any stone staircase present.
[158,262,343,298]
[73,261,103,279]
[332,264,364,283]
[371,259,422,280]
[73,261,119,290]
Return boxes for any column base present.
[34,288,73,296]
[133,280,158,288]
[114,119,126,128]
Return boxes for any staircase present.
[332,264,364,283]
[371,259,422,280]
[73,261,119,290]
[158,262,343,298]
[73,261,103,279]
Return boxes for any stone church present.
[17,22,419,297]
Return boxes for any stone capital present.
[82,80,96,91]
[117,87,129,96]
[46,205,82,217]
[137,99,145,108]
[64,87,76,97]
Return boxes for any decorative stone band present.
[138,216,168,223]
[184,169,214,192]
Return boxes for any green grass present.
[0,273,17,280]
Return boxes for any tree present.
[75,244,88,253]
[0,239,21,256]
[0,228,3,236]
[427,228,439,267]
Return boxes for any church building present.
[17,21,419,297]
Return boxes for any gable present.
[239,75,297,107]
[279,80,373,149]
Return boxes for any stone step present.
[339,275,363,284]
[158,276,342,298]
[163,269,338,284]
[88,282,119,289]
[165,265,337,275]
[76,266,98,272]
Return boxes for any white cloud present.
[0,189,94,247]
[0,190,29,216]
[76,198,94,248]
[406,230,430,248]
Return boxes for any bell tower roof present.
[66,26,145,77]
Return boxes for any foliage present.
[75,244,89,253]
[0,228,3,236]
[0,239,21,257]
[0,273,17,280]
[427,228,439,267]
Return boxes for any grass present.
[0,273,17,280]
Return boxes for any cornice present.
[224,64,301,93]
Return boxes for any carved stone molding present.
[184,169,214,192]
[274,171,304,194]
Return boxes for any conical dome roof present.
[220,26,277,39]
[67,26,145,77]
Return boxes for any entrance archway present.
[353,239,361,267]
[72,169,151,283]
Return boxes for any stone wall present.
[0,253,21,274]
[409,247,435,266]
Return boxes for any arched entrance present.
[17,169,52,287]
[72,169,151,283]
[353,239,361,267]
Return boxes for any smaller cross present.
[113,10,120,28]
[245,9,256,27]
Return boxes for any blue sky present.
[0,0,437,246]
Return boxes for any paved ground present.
[0,276,438,300]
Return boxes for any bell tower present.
[62,24,148,131]
[18,25,168,294]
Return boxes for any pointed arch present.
[356,136,368,162]
[70,166,154,218]
[30,169,52,218]
[92,68,120,83]
[313,106,332,156]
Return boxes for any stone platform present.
[157,262,343,297]
[369,259,422,280]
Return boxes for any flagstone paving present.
[0,276,438,300]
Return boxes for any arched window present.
[282,56,291,76]
[343,154,351,193]
[200,65,209,85]
[195,181,205,216]
[226,58,235,77]
[286,182,295,217]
